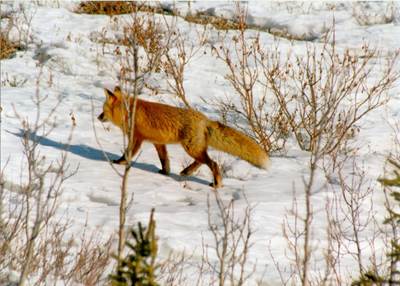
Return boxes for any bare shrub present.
[114,10,171,92]
[213,6,289,153]
[158,251,192,286]
[0,69,113,285]
[210,10,398,157]
[10,70,75,286]
[90,3,170,76]
[95,7,171,263]
[278,91,394,286]
[352,2,397,26]
[160,18,208,107]
[280,122,398,285]
[150,192,258,286]
[201,191,256,286]
[110,9,208,108]
[264,29,399,157]
[322,156,378,284]
[120,14,164,57]
[282,149,320,286]
[66,227,113,285]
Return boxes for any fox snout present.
[97,112,107,122]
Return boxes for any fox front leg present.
[154,144,170,175]
[112,154,128,165]
[112,139,143,165]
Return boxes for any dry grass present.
[75,1,137,15]
[75,1,172,16]
[0,32,19,60]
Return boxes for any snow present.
[1,1,400,285]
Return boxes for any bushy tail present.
[207,121,269,169]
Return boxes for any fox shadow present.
[8,129,210,187]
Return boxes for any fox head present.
[97,87,124,123]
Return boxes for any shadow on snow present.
[8,129,211,187]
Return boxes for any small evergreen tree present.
[110,208,159,286]
[352,159,400,285]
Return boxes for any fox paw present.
[158,169,169,175]
[209,182,222,189]
[112,159,128,165]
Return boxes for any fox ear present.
[113,86,123,101]
[104,88,118,103]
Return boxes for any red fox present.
[98,87,269,188]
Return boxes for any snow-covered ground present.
[1,1,400,285]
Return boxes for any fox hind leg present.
[180,161,201,176]
[154,144,170,175]
[202,153,222,188]
[181,140,222,188]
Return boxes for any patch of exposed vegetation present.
[183,12,242,30]
[74,1,173,16]
[0,32,19,59]
[76,1,325,41]
[75,1,242,31]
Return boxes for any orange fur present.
[98,87,269,188]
